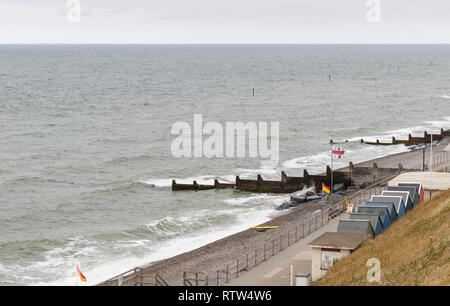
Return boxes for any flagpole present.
[430,133,433,186]
[330,146,333,206]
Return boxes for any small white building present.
[307,232,369,282]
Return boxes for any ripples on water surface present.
[0,45,449,285]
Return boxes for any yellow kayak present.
[250,226,278,229]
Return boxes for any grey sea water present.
[0,45,449,285]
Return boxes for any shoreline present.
[99,140,449,286]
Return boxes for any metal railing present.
[408,151,450,171]
[98,267,168,286]
[429,151,450,170]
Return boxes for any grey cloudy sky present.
[0,0,449,43]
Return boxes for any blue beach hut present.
[371,195,407,218]
[365,201,398,222]
[349,213,384,237]
[381,191,412,215]
[356,205,392,229]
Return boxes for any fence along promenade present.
[99,151,450,286]
[99,267,168,286]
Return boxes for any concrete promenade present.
[227,214,347,286]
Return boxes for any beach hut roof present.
[381,191,411,206]
[371,195,404,210]
[386,186,418,203]
[307,232,369,250]
[397,182,423,193]
[349,213,383,232]
[337,220,375,237]
[365,201,398,219]
[357,205,391,220]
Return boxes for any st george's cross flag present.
[332,147,345,159]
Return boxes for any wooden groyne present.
[347,162,404,186]
[171,179,234,191]
[330,128,450,146]
[172,163,407,194]
[235,173,304,193]
[235,162,404,194]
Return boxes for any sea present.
[0,44,449,285]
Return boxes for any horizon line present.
[1,43,450,45]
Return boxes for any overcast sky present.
[0,0,449,44]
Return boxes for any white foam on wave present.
[441,95,450,99]
[282,151,330,173]
[333,116,450,144]
[141,174,236,188]
[344,125,427,143]
[33,203,281,286]
[142,212,228,238]
[0,263,6,274]
[236,168,279,175]
[383,125,429,137]
[140,178,173,187]
[223,194,287,206]
[283,141,408,172]
[25,191,289,286]
[424,120,450,130]
[0,236,108,286]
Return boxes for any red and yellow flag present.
[76,264,87,282]
[322,183,331,194]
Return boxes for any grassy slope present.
[315,189,450,286]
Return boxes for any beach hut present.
[337,219,375,237]
[349,213,384,236]
[371,195,407,217]
[397,182,424,203]
[357,205,392,228]
[380,191,412,215]
[365,200,398,222]
[307,232,369,281]
[386,186,419,207]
